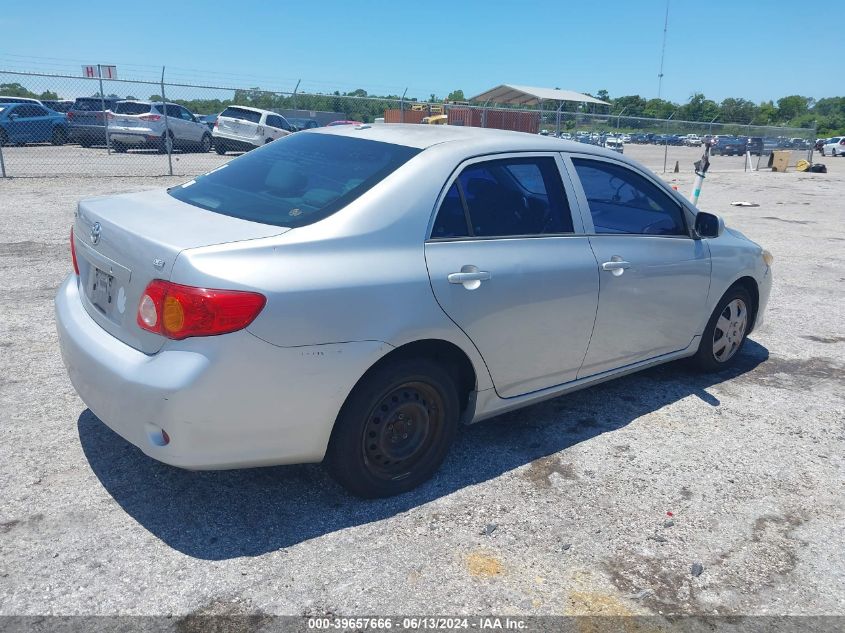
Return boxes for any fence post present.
[663,111,675,173]
[292,79,301,111]
[98,64,111,155]
[400,88,407,123]
[160,67,173,176]
[0,141,6,177]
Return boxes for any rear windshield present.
[74,98,115,111]
[220,107,261,124]
[114,102,152,115]
[168,133,421,228]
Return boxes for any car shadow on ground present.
[78,339,768,560]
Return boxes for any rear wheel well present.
[731,276,759,332]
[355,340,477,420]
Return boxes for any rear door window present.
[220,107,261,124]
[169,133,420,228]
[431,156,574,238]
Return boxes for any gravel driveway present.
[0,157,843,621]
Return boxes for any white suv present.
[107,101,212,153]
[212,106,293,154]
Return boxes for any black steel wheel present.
[325,357,460,498]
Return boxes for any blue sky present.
[1,0,842,104]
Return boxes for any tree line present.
[2,81,842,135]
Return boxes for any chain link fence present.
[0,69,817,178]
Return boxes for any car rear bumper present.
[212,131,260,151]
[108,132,160,146]
[55,274,391,470]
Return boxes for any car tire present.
[112,141,127,153]
[199,134,212,153]
[80,138,93,148]
[691,285,753,372]
[0,128,7,146]
[51,127,67,146]
[157,131,174,154]
[214,142,227,155]
[325,357,460,498]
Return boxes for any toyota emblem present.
[90,222,101,245]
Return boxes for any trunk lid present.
[74,189,287,354]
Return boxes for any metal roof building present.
[467,84,611,135]
[468,84,610,108]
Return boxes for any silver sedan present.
[55,124,773,497]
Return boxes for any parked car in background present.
[41,99,74,114]
[0,102,69,146]
[212,106,293,154]
[683,134,702,146]
[746,137,781,156]
[56,125,773,497]
[68,97,119,147]
[196,114,218,131]
[814,138,827,152]
[106,101,212,153]
[0,96,43,105]
[821,137,845,156]
[288,117,319,131]
[603,137,624,153]
[711,136,746,156]
[790,138,810,150]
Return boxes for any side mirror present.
[694,211,724,239]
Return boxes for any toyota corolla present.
[55,125,773,497]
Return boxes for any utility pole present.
[657,0,670,99]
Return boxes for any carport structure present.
[468,84,610,136]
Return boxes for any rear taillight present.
[70,227,79,275]
[213,118,218,129]
[140,114,161,122]
[67,111,74,120]
[840,140,845,146]
[106,112,114,120]
[136,280,265,340]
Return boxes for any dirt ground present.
[0,148,843,620]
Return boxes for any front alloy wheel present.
[692,286,753,371]
[712,298,748,363]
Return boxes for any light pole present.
[616,106,629,130]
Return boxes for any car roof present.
[221,105,273,114]
[306,123,634,160]
[0,96,42,103]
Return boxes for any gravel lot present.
[0,151,843,620]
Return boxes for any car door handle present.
[448,271,491,284]
[601,261,631,271]
[601,259,631,277]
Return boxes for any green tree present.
[776,95,812,121]
[446,89,465,101]
[719,97,757,123]
[0,82,39,98]
[596,89,610,102]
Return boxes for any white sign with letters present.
[82,65,117,79]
